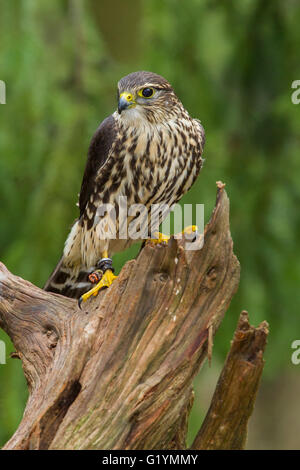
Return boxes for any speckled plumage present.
[44,71,205,299]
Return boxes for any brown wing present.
[44,114,117,298]
[79,114,117,217]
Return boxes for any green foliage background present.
[0,0,299,448]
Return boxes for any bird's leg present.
[147,225,198,245]
[78,252,117,308]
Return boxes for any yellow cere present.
[120,92,134,102]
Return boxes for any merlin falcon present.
[44,71,205,306]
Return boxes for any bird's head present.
[116,71,182,124]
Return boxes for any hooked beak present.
[118,92,136,114]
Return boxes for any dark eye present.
[142,87,154,98]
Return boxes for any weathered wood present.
[191,311,269,450]
[0,184,241,450]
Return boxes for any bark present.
[0,183,260,450]
[191,311,269,450]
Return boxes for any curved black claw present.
[183,227,198,243]
[78,296,83,310]
[189,229,198,243]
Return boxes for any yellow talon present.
[146,226,198,248]
[180,225,198,236]
[78,269,117,307]
[148,231,170,245]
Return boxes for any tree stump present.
[0,184,268,450]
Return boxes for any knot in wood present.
[204,267,218,289]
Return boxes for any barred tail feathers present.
[44,257,95,299]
